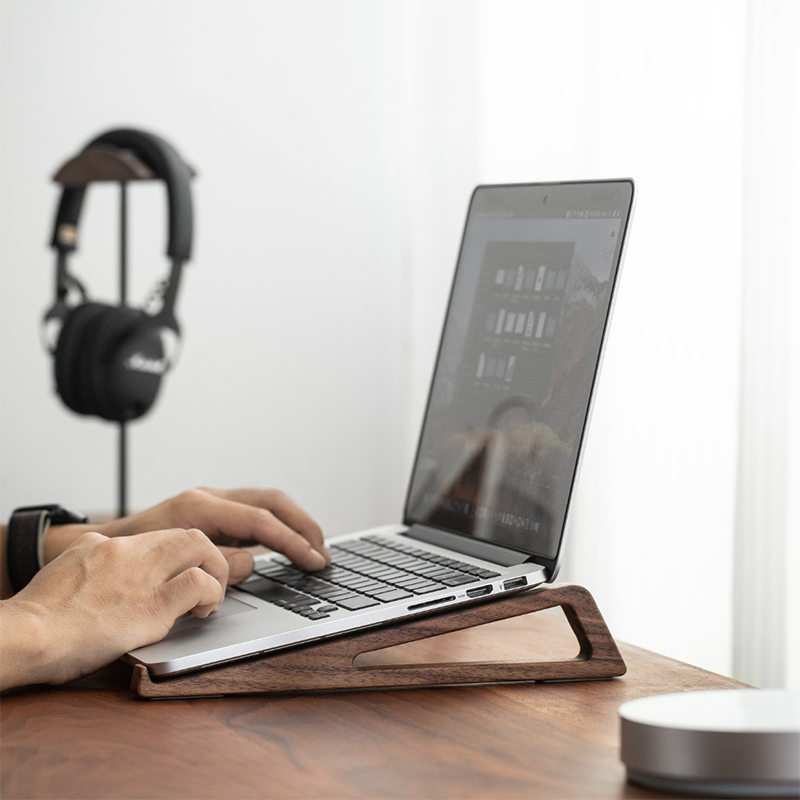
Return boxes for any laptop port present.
[408,595,456,611]
[503,576,528,591]
[466,585,492,598]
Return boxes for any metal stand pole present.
[118,182,128,519]
[118,423,127,519]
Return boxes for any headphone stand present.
[117,180,130,518]
[54,144,158,519]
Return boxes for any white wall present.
[1,0,415,537]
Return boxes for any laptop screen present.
[405,180,635,563]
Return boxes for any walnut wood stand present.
[132,583,625,698]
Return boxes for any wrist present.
[0,597,55,690]
[1,525,10,599]
[6,506,88,592]
[44,523,104,565]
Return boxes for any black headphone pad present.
[54,302,109,416]
[54,303,166,422]
[86,306,165,422]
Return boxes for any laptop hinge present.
[403,524,532,567]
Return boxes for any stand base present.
[132,583,626,698]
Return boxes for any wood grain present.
[133,583,626,697]
[1,594,751,800]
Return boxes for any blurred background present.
[1,0,797,689]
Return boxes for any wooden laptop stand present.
[132,583,626,698]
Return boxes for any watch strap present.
[7,505,87,593]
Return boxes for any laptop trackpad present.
[214,594,258,618]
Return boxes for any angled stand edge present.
[132,583,626,698]
[54,144,156,186]
[53,143,197,187]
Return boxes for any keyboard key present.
[372,588,414,602]
[410,582,446,594]
[310,587,346,600]
[337,575,370,592]
[412,565,449,578]
[423,569,464,582]
[357,580,393,594]
[391,576,429,589]
[335,595,381,611]
[284,597,320,609]
[239,577,315,606]
[325,591,360,602]
[374,568,411,582]
[317,588,356,601]
[440,574,479,586]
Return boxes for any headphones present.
[44,128,193,423]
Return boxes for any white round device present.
[619,689,800,797]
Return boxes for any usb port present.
[503,576,528,591]
[466,585,493,599]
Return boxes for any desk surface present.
[1,608,747,800]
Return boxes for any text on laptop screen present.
[405,181,634,562]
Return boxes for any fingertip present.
[306,547,329,571]
[225,550,255,585]
[191,603,219,619]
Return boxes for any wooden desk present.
[1,610,747,799]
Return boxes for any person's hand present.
[44,487,328,583]
[0,527,227,690]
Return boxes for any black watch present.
[6,504,88,593]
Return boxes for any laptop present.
[127,179,636,677]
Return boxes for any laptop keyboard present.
[238,534,501,621]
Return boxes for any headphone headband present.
[51,128,194,262]
[45,128,194,423]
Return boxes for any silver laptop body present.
[128,179,635,677]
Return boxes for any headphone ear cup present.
[53,302,109,415]
[87,307,166,422]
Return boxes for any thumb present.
[217,547,255,585]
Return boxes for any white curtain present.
[734,0,799,689]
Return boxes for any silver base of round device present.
[619,690,800,798]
